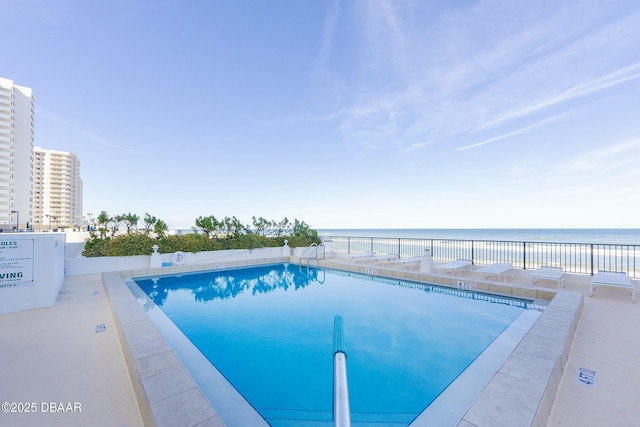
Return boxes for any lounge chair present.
[437,259,473,276]
[528,266,565,289]
[477,262,512,282]
[347,252,375,259]
[390,256,423,265]
[356,253,399,262]
[590,270,635,303]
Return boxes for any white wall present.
[0,233,65,314]
[64,246,288,276]
[66,241,87,258]
[65,254,151,276]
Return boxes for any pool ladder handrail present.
[333,315,351,427]
[300,242,325,268]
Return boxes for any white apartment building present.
[0,77,34,231]
[33,147,83,231]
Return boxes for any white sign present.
[0,239,35,287]
[577,367,596,386]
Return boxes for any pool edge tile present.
[458,290,583,427]
[103,271,230,427]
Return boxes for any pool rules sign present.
[0,239,34,287]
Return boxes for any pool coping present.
[103,257,583,427]
[103,257,290,427]
[457,290,583,427]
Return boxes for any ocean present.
[317,229,639,245]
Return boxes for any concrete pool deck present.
[0,261,638,426]
[0,274,143,427]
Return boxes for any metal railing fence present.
[326,235,640,278]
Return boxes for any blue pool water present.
[134,264,539,426]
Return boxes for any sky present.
[2,0,639,230]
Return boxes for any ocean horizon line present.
[316,228,639,245]
[318,227,638,230]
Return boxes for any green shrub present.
[106,234,157,256]
[281,234,322,248]
[82,214,322,256]
[227,234,279,250]
[82,234,156,257]
[82,237,109,257]
[157,234,219,253]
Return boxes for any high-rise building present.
[33,147,83,231]
[0,77,34,231]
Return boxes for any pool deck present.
[0,260,638,427]
[0,274,143,427]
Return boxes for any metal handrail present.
[333,315,351,427]
[327,235,640,278]
[300,242,325,268]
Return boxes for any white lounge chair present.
[528,266,565,289]
[590,271,635,303]
[437,259,473,276]
[355,253,399,262]
[477,262,512,282]
[347,252,375,259]
[390,256,423,265]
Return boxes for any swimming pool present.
[132,264,543,426]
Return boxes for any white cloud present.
[559,139,640,173]
[329,2,640,155]
[310,0,344,103]
[457,113,573,151]
[397,142,428,155]
[478,63,640,131]
[359,0,411,78]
